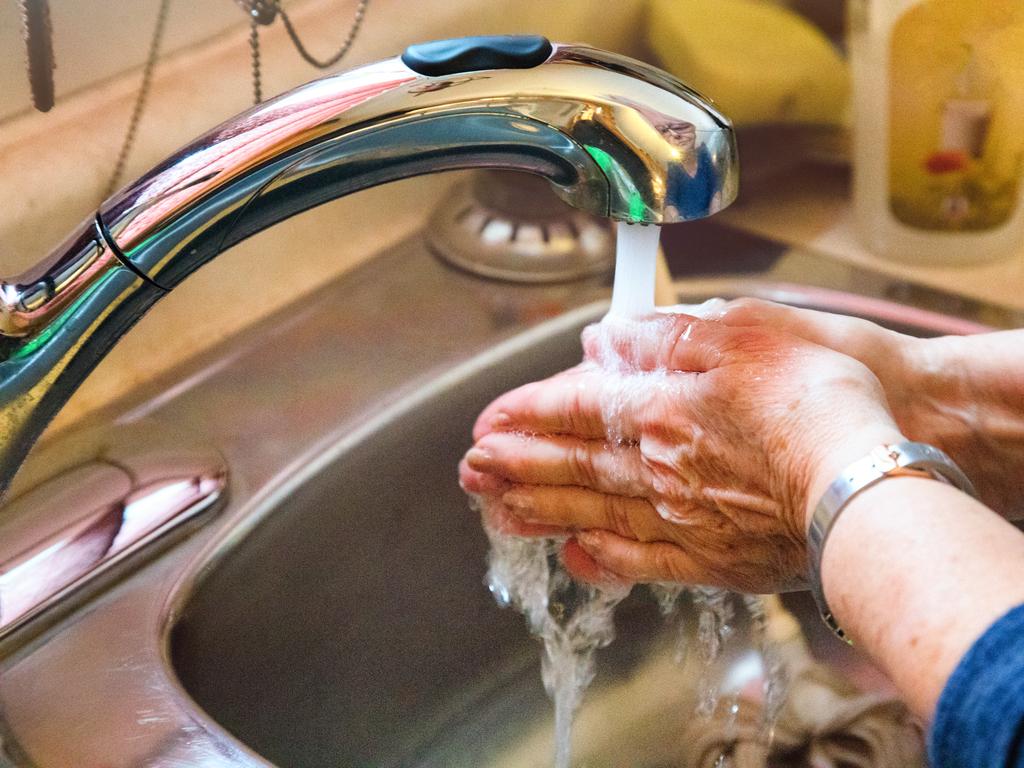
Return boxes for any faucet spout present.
[0,36,738,493]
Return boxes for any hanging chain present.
[278,0,369,70]
[104,0,172,199]
[249,19,263,104]
[94,0,367,201]
[244,0,370,105]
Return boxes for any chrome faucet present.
[0,35,738,493]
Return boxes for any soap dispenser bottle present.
[849,0,1024,264]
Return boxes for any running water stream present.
[477,224,785,767]
[609,222,662,318]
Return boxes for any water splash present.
[743,594,788,742]
[693,588,736,716]
[480,497,787,766]
[649,582,686,617]
[713,693,742,768]
[484,521,630,768]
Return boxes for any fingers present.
[575,529,707,584]
[473,365,651,441]
[717,297,848,339]
[481,500,567,538]
[458,457,510,496]
[575,527,807,593]
[472,364,587,440]
[718,297,799,325]
[502,484,681,544]
[462,460,569,537]
[582,299,899,379]
[466,432,648,496]
[582,315,730,373]
[560,538,632,587]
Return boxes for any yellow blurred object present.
[888,0,1024,231]
[646,0,849,126]
[850,0,1024,263]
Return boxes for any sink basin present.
[169,300,923,767]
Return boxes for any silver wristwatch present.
[807,441,978,642]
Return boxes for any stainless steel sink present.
[0,217,1019,768]
[165,301,898,768]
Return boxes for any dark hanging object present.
[19,0,56,112]
[234,0,279,25]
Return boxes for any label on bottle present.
[889,0,1024,231]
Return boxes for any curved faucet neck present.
[0,41,737,495]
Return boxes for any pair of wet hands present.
[459,298,960,594]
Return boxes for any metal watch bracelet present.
[807,441,978,643]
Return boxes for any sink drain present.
[426,170,614,283]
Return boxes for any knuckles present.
[718,296,779,326]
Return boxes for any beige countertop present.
[720,164,1024,311]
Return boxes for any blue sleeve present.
[930,603,1024,768]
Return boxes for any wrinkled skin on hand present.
[701,298,1024,519]
[461,307,902,593]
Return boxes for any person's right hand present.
[463,312,904,593]
[690,298,1024,519]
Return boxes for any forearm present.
[902,330,1024,518]
[820,476,1024,719]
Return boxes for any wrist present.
[807,440,978,643]
[803,423,907,533]
[898,333,1023,432]
[818,477,1024,716]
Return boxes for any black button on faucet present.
[401,35,553,77]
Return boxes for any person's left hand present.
[460,312,903,593]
